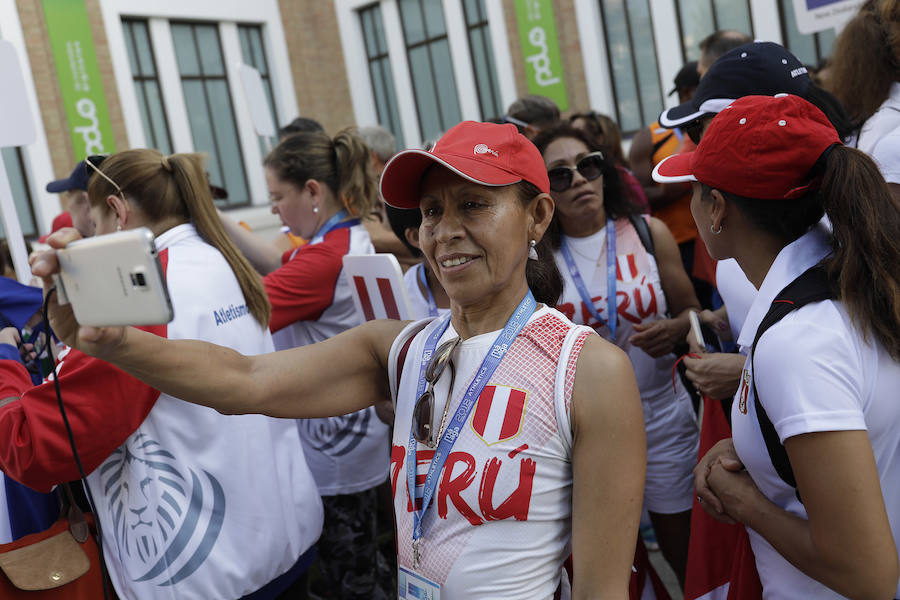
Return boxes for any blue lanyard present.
[312,210,351,240]
[417,263,439,317]
[406,290,536,557]
[559,218,617,338]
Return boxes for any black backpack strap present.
[750,264,834,500]
[628,214,655,256]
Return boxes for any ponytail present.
[88,149,271,328]
[265,127,377,219]
[167,154,272,327]
[820,145,900,359]
[333,128,378,218]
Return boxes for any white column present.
[149,19,193,154]
[382,0,423,147]
[335,0,380,127]
[220,22,267,206]
[486,0,518,112]
[750,0,784,43]
[573,0,615,115]
[442,0,481,121]
[650,0,686,110]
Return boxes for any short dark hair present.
[384,204,422,257]
[699,30,752,64]
[277,117,324,140]
[506,95,560,130]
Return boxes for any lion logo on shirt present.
[98,433,225,587]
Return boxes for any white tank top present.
[555,217,681,406]
[387,306,593,598]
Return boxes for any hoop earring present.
[710,223,722,235]
[528,239,538,260]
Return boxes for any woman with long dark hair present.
[656,94,900,599]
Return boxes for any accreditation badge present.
[398,565,441,599]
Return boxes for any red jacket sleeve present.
[264,229,349,333]
[0,325,165,493]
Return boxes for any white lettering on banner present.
[525,27,560,87]
[74,98,105,155]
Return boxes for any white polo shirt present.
[731,224,900,599]
[856,82,900,184]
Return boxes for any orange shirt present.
[649,122,697,244]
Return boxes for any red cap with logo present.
[653,94,841,200]
[380,121,550,209]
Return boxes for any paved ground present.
[649,549,684,599]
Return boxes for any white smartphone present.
[54,228,174,327]
[689,310,706,349]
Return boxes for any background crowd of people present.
[0,1,898,599]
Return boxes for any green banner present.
[514,0,568,111]
[42,0,116,159]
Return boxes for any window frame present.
[359,3,405,146]
[673,0,756,62]
[122,18,174,155]
[460,0,503,121]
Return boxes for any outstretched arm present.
[571,335,645,599]
[31,230,408,420]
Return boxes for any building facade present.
[2,0,837,240]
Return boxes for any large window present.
[778,0,835,67]
[675,0,754,61]
[359,4,404,146]
[0,148,37,238]
[122,19,172,155]
[238,24,279,130]
[462,0,502,120]
[398,0,462,144]
[171,22,249,206]
[600,0,664,134]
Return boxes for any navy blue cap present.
[46,160,90,193]
[659,42,811,128]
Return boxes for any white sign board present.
[792,0,864,34]
[0,39,37,283]
[237,63,277,139]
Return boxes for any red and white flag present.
[471,385,527,445]
[616,254,639,283]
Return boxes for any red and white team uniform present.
[0,224,323,600]
[265,222,389,495]
[554,218,698,514]
[387,306,593,598]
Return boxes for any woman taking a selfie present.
[654,95,900,599]
[534,124,700,586]
[36,122,646,599]
[0,150,323,599]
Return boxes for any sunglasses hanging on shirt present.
[547,151,606,192]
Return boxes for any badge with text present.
[399,565,441,599]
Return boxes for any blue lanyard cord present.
[312,210,350,240]
[560,218,617,338]
[406,290,536,545]
[417,263,439,317]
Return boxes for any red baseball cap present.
[653,94,841,200]
[380,121,550,209]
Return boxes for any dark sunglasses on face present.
[547,151,605,193]
[412,336,461,448]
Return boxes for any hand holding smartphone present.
[689,310,707,351]
[53,228,173,327]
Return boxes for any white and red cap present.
[653,94,841,200]
[380,121,550,209]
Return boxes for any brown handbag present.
[0,483,110,598]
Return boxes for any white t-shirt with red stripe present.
[388,306,593,599]
[265,222,390,496]
[0,224,323,600]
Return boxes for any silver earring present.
[528,239,538,260]
[710,223,722,235]
[313,206,319,214]
[116,224,122,231]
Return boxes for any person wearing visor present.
[653,94,900,599]
[535,124,701,588]
[42,160,97,240]
[34,121,646,599]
